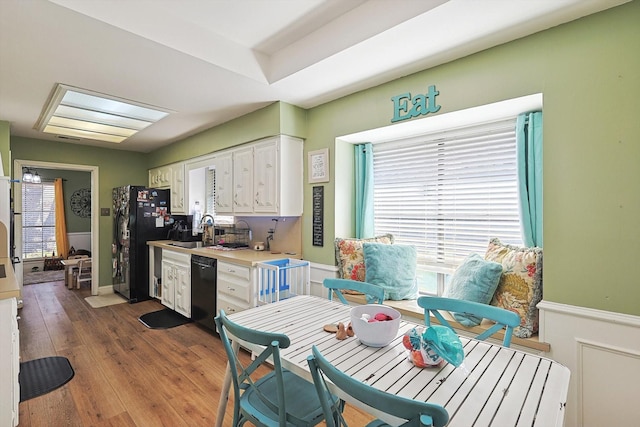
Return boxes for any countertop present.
[147,240,302,267]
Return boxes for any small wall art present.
[308,148,329,183]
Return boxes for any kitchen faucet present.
[265,218,278,250]
[266,229,274,250]
[200,214,215,245]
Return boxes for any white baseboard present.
[538,300,640,427]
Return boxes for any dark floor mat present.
[139,308,192,329]
[20,356,75,402]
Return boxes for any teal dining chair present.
[417,296,521,347]
[215,310,341,426]
[307,345,449,427]
[323,278,385,305]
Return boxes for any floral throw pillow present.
[334,234,394,282]
[485,238,543,338]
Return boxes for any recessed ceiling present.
[0,0,630,152]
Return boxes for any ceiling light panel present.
[43,125,127,144]
[54,105,152,130]
[36,84,170,143]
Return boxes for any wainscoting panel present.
[68,232,91,252]
[309,262,338,298]
[538,301,640,427]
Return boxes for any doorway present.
[13,159,99,296]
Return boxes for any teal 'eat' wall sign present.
[391,85,440,123]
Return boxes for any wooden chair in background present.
[73,258,92,289]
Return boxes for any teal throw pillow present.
[444,253,503,326]
[363,243,418,301]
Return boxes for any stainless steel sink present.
[168,241,203,249]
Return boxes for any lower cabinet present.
[161,250,191,318]
[0,298,19,427]
[217,260,253,315]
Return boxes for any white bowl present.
[350,305,401,347]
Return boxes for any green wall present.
[11,137,148,287]
[147,102,307,168]
[300,2,640,315]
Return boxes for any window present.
[372,118,523,295]
[22,181,57,259]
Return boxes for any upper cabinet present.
[210,152,233,214]
[253,136,303,216]
[170,163,186,214]
[153,135,303,218]
[149,165,172,189]
[149,162,186,215]
[232,146,254,214]
[221,135,303,216]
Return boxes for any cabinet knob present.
[227,286,235,292]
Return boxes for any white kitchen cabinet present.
[161,250,191,317]
[148,162,186,214]
[253,136,303,216]
[0,298,19,427]
[148,165,172,189]
[217,260,254,314]
[211,135,303,216]
[170,162,186,214]
[232,146,254,214]
[211,152,234,214]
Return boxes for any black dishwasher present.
[191,255,217,332]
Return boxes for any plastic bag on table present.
[403,325,465,368]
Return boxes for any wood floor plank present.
[57,345,126,425]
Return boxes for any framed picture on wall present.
[308,148,329,183]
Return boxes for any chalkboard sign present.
[312,186,324,246]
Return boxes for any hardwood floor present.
[17,280,374,426]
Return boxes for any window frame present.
[22,180,57,259]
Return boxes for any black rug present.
[139,308,192,329]
[20,356,75,402]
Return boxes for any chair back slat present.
[417,296,521,347]
[323,278,385,304]
[307,346,449,427]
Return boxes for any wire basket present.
[256,259,310,305]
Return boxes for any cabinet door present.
[233,147,254,213]
[149,165,171,189]
[161,260,175,309]
[171,163,186,214]
[174,264,191,318]
[0,298,19,427]
[253,139,279,213]
[212,153,233,214]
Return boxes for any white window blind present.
[373,118,523,275]
[22,182,57,259]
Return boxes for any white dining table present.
[215,295,570,427]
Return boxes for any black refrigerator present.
[112,186,170,303]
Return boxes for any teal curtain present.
[516,112,543,247]
[355,143,374,238]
